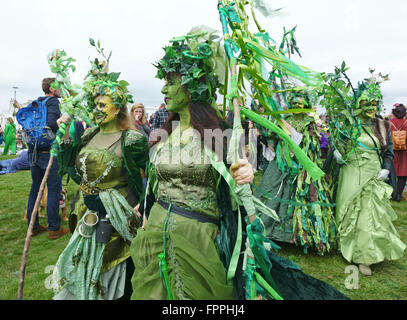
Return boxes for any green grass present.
[0,157,406,299]
[0,154,76,300]
[253,171,407,300]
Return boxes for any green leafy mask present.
[356,83,382,106]
[287,90,311,109]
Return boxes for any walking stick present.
[17,49,79,300]
[17,156,55,300]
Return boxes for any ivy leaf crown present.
[354,68,389,108]
[154,27,223,105]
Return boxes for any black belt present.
[158,200,220,227]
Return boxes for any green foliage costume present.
[254,91,337,254]
[53,126,148,299]
[51,42,149,300]
[2,121,17,155]
[321,66,406,267]
[130,27,348,300]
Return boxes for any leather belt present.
[158,200,220,227]
[79,182,100,195]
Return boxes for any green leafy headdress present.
[287,89,311,109]
[355,82,383,111]
[82,38,133,114]
[154,26,225,105]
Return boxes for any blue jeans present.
[0,159,18,175]
[27,152,62,231]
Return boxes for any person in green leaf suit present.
[254,90,337,255]
[333,82,406,276]
[130,28,348,301]
[51,53,149,300]
[2,117,17,155]
[130,30,250,300]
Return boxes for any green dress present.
[131,128,234,300]
[52,127,149,300]
[335,132,406,265]
[130,127,349,300]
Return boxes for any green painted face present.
[359,99,378,119]
[94,95,120,126]
[161,73,191,113]
[289,97,306,109]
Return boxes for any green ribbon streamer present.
[240,106,325,181]
[158,205,174,300]
[246,222,283,299]
[203,146,242,286]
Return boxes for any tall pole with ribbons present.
[217,0,325,300]
[218,0,282,300]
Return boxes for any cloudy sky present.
[0,0,406,117]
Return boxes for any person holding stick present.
[51,43,149,300]
[130,28,348,300]
[25,78,69,239]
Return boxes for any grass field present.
[0,153,406,300]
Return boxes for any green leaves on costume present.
[319,62,388,160]
[218,0,323,118]
[154,26,225,105]
[47,49,88,122]
[82,38,133,117]
[318,62,361,158]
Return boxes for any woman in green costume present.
[2,117,17,155]
[333,82,406,276]
[254,91,337,255]
[130,35,251,300]
[51,55,149,300]
[130,30,348,300]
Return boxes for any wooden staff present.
[17,156,55,299]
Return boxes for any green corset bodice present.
[76,147,126,191]
[357,131,379,150]
[154,127,219,218]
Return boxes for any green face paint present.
[355,83,382,118]
[94,95,119,126]
[161,73,191,113]
[359,99,378,119]
[289,97,306,109]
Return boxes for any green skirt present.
[130,203,234,300]
[336,150,406,265]
[254,159,294,243]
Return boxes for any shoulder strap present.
[392,120,407,131]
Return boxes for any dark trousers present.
[27,151,62,231]
[397,176,407,197]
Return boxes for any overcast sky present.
[1,0,406,117]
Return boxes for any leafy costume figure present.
[2,117,17,155]
[51,40,149,300]
[130,27,348,300]
[321,66,406,276]
[254,90,337,254]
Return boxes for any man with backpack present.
[22,78,69,239]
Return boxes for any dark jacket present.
[370,117,397,198]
